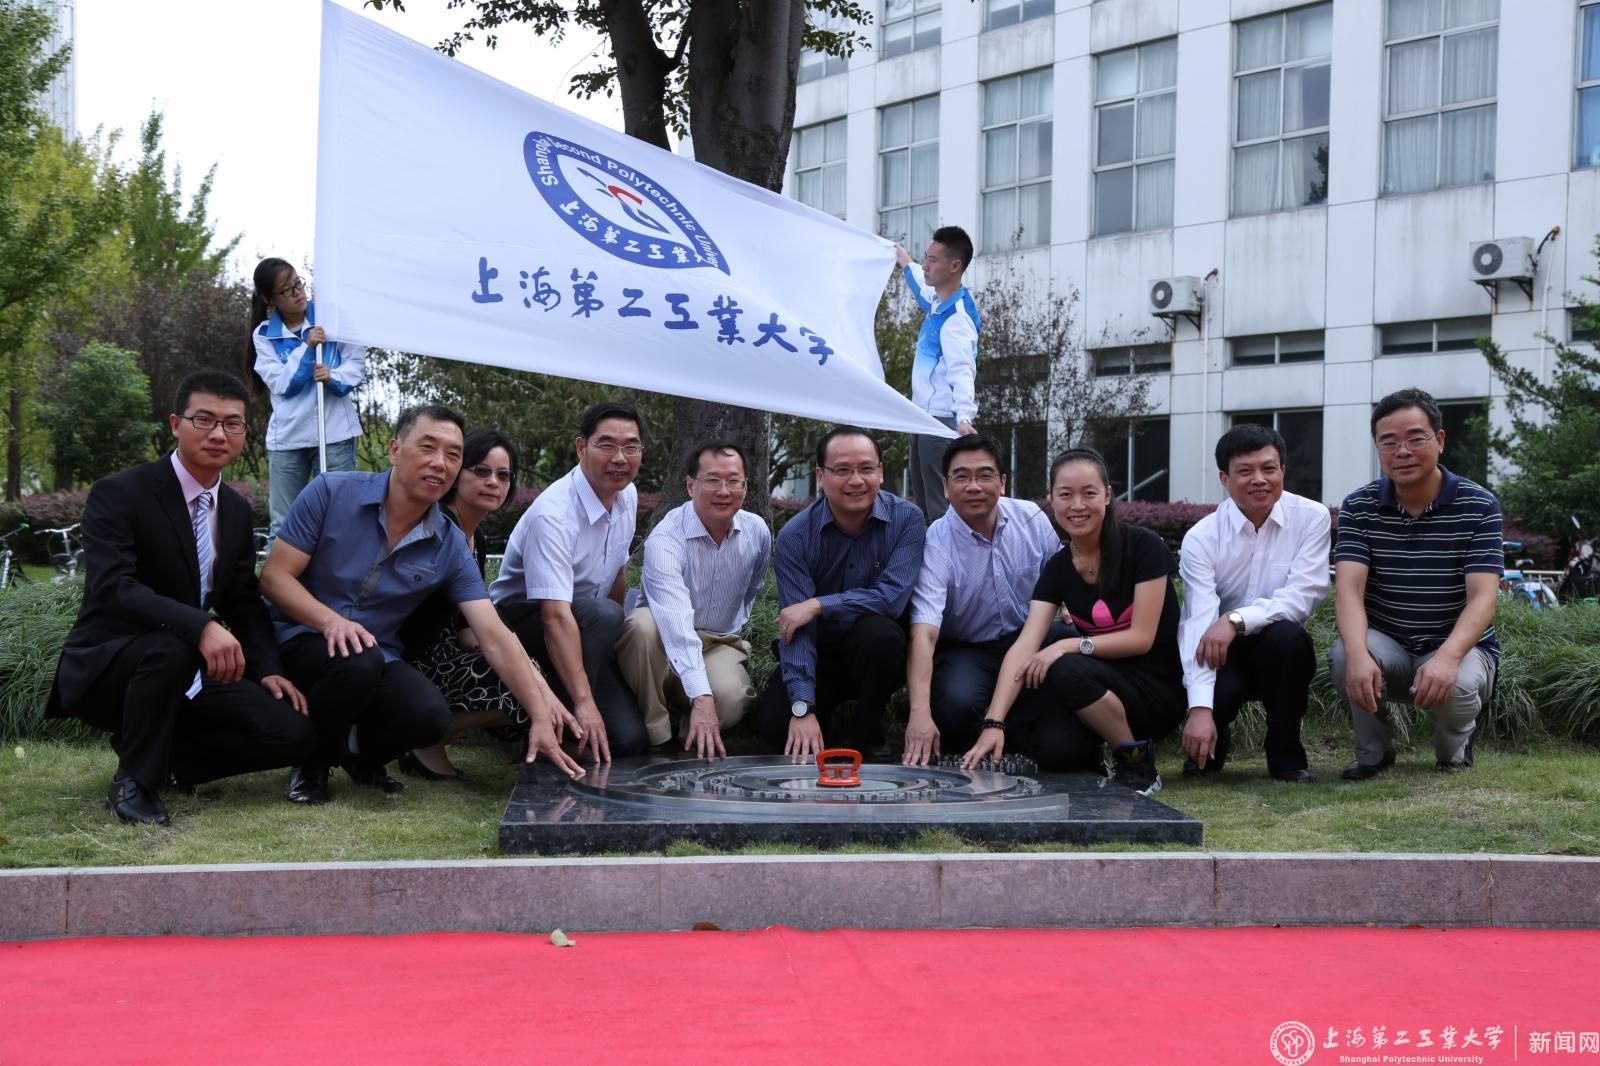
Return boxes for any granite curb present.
[2,852,1596,940]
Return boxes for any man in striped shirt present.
[904,434,1066,766]
[617,440,770,759]
[1330,388,1502,779]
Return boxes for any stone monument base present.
[499,754,1202,854]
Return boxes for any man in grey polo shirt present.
[1330,388,1503,779]
[491,402,647,761]
[261,404,582,804]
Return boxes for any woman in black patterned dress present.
[398,429,539,780]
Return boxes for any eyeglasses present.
[178,414,249,436]
[468,465,513,484]
[275,278,306,298]
[586,441,645,458]
[1376,433,1437,454]
[822,463,880,479]
[946,470,1001,486]
[695,476,748,492]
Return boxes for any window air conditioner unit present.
[1468,237,1535,284]
[1148,276,1202,317]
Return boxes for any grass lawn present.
[4,729,1598,869]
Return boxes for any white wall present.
[791,0,1592,504]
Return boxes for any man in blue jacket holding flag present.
[896,226,980,523]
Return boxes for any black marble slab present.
[499,754,1203,854]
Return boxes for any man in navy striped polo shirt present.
[1329,388,1502,779]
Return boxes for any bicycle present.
[1501,539,1559,609]
[35,524,84,584]
[0,523,32,589]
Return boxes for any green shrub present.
[0,582,88,741]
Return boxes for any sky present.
[72,0,626,281]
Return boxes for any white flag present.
[315,2,952,437]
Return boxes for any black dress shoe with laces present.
[1271,768,1316,784]
[107,773,170,825]
[285,765,330,805]
[343,760,405,793]
[1340,752,1396,781]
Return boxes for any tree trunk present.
[606,0,806,523]
[6,384,21,500]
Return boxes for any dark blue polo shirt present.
[1334,465,1503,662]
[774,490,926,704]
[271,471,487,661]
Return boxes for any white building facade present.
[27,0,76,137]
[785,0,1600,507]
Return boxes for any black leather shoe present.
[396,750,471,783]
[344,760,405,793]
[285,765,330,805]
[1272,768,1316,784]
[106,774,170,826]
[1340,752,1396,781]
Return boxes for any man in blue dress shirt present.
[758,427,926,758]
[261,404,582,803]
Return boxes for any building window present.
[1382,0,1498,195]
[884,0,940,58]
[1232,3,1331,216]
[1094,39,1177,236]
[1099,418,1171,502]
[1230,330,1324,366]
[1378,316,1490,355]
[982,69,1053,252]
[799,9,853,84]
[1091,343,1172,376]
[1231,409,1323,500]
[1439,399,1489,485]
[989,421,1050,500]
[987,0,1052,31]
[1579,0,1600,167]
[794,119,847,219]
[879,97,940,246]
[1571,308,1600,345]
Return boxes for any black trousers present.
[497,597,647,757]
[75,632,315,792]
[280,635,451,771]
[1206,619,1314,776]
[930,622,1076,753]
[758,613,909,752]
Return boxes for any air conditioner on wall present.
[1468,237,1535,284]
[1148,276,1202,317]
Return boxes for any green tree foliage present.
[1476,235,1600,543]
[37,342,151,488]
[122,113,237,286]
[0,1,122,498]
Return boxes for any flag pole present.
[315,343,328,473]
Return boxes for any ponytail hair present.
[244,257,293,401]
[1048,446,1123,589]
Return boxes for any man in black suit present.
[47,370,313,825]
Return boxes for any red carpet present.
[3,927,1597,1064]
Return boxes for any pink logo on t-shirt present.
[1070,599,1133,634]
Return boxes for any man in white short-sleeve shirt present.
[617,440,770,759]
[1178,423,1330,783]
[490,402,647,760]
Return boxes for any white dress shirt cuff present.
[1237,604,1270,634]
[1185,680,1216,710]
[678,667,712,702]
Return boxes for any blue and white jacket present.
[901,265,979,425]
[252,300,366,450]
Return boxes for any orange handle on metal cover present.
[816,748,862,787]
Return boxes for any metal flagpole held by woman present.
[315,342,328,473]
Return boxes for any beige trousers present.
[616,606,755,746]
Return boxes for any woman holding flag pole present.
[247,257,366,537]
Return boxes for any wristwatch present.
[790,700,813,719]
[1227,610,1246,635]
[1078,637,1095,657]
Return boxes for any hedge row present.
[0,483,1563,568]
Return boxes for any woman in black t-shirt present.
[961,448,1185,794]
